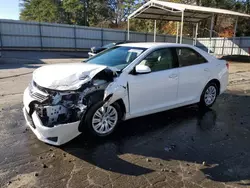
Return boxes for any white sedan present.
[23,43,228,145]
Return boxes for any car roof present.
[118,42,193,49]
[118,42,217,61]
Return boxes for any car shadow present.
[0,51,89,70]
[0,58,44,70]
[1,51,88,60]
[61,93,250,184]
[220,55,250,63]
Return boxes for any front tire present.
[199,83,218,108]
[84,101,121,137]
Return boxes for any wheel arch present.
[78,90,127,132]
[114,98,126,120]
[78,90,104,132]
[206,79,221,94]
[199,78,221,108]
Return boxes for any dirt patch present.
[3,173,37,188]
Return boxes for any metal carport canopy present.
[127,0,250,46]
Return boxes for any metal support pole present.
[74,26,77,51]
[0,20,3,50]
[180,11,184,44]
[127,18,130,41]
[124,31,127,41]
[101,28,104,46]
[238,37,242,55]
[39,22,43,50]
[222,37,226,56]
[154,20,157,42]
[195,23,199,46]
[231,16,238,55]
[176,22,179,44]
[193,24,195,45]
[209,14,214,53]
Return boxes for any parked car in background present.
[23,42,229,146]
[88,41,125,57]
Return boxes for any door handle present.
[169,74,178,78]
[204,68,209,72]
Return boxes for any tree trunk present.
[196,0,201,6]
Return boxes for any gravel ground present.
[0,52,250,188]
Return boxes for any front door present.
[127,48,179,117]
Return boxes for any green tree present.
[20,0,111,26]
[236,0,250,36]
[20,0,61,23]
[106,0,146,28]
[62,0,86,25]
[88,0,111,27]
[19,0,250,36]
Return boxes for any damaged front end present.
[29,79,109,128]
[23,68,117,145]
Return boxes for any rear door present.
[175,47,211,104]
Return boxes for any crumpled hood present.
[33,63,107,91]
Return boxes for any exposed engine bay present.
[29,68,115,127]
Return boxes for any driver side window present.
[139,48,176,72]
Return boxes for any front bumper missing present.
[23,88,81,146]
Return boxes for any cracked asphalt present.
[1,51,250,188]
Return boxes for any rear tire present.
[199,82,218,108]
[84,101,122,137]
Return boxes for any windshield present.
[86,46,146,70]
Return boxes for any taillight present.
[226,62,229,69]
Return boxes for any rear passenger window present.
[176,48,207,67]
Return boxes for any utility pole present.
[80,0,87,26]
[84,0,87,26]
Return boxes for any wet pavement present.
[1,55,250,188]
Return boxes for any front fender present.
[103,82,127,106]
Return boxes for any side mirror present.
[135,65,151,74]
